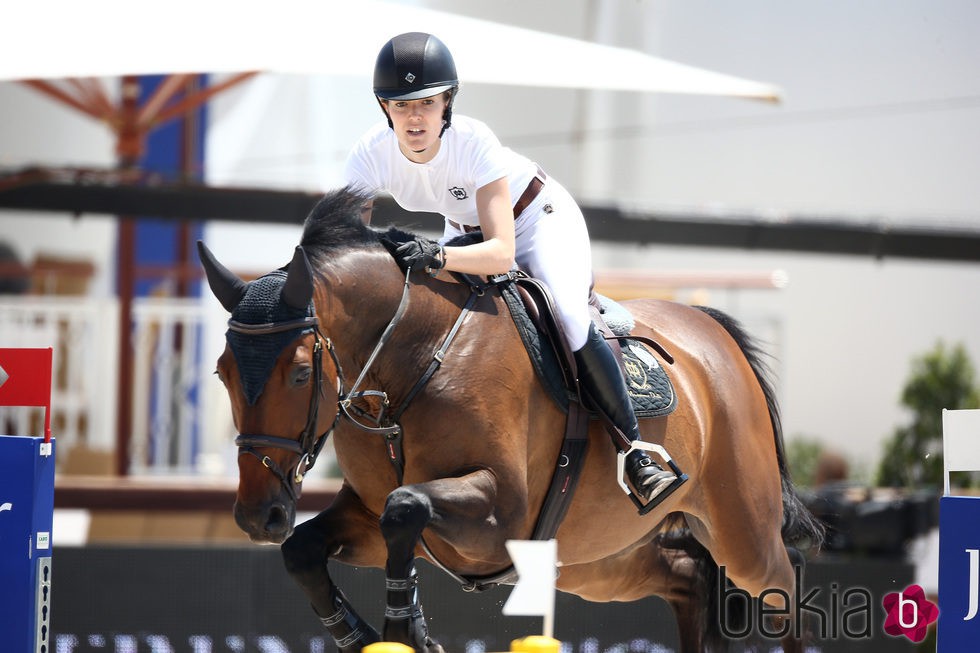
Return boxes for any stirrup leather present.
[616,440,689,515]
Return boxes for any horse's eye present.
[214,369,227,386]
[293,367,312,386]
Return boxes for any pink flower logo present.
[882,584,939,643]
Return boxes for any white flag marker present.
[503,539,558,638]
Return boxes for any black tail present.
[657,528,746,653]
[694,305,825,548]
[667,307,825,651]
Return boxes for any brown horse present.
[199,188,822,653]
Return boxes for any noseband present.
[230,315,342,503]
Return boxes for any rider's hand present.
[393,237,445,273]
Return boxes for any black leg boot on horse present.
[574,324,688,515]
[379,487,443,653]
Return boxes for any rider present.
[343,32,684,509]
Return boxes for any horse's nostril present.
[266,504,290,533]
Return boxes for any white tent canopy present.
[2,0,781,101]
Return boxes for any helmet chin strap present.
[439,89,456,136]
[377,96,394,129]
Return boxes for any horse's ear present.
[197,240,247,313]
[282,246,314,311]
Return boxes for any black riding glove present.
[394,237,445,273]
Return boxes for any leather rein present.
[232,270,483,502]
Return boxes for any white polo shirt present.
[343,115,538,228]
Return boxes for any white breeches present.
[441,179,593,350]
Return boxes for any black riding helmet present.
[373,32,459,135]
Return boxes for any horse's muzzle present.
[234,499,295,544]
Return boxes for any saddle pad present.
[499,281,676,418]
[620,338,677,418]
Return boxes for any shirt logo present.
[448,187,468,200]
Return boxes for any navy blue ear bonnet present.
[226,270,316,405]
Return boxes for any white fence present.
[0,296,117,452]
[129,298,211,474]
[0,296,216,474]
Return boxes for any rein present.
[335,270,413,439]
[232,268,483,500]
[339,270,484,484]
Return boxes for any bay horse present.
[199,188,823,653]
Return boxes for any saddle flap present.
[513,276,579,389]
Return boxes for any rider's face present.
[382,93,447,163]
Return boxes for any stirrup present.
[616,441,689,515]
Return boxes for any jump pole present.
[0,348,56,653]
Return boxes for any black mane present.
[298,186,490,272]
[300,187,382,263]
[300,186,439,265]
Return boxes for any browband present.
[228,316,319,335]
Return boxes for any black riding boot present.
[574,324,678,503]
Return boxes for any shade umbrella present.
[1,0,780,100]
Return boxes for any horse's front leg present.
[380,469,505,653]
[280,485,387,653]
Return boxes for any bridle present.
[230,269,483,505]
[228,271,414,503]
[231,314,342,503]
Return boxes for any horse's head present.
[199,241,340,544]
